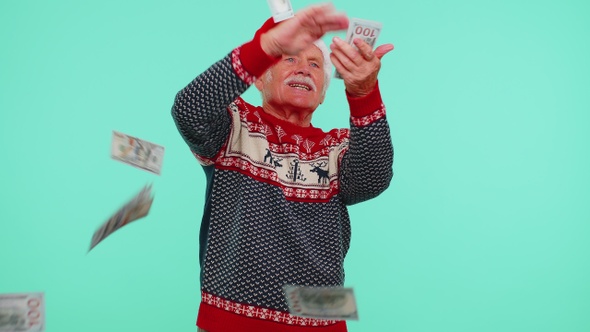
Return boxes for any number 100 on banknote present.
[335,18,383,79]
[0,292,45,332]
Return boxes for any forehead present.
[282,44,323,61]
[303,44,323,59]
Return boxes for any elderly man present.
[172,4,394,332]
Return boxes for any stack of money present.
[284,285,359,320]
[111,131,165,175]
[335,18,383,79]
[0,293,44,332]
[89,184,154,251]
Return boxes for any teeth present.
[289,84,310,91]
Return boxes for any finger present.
[329,53,350,78]
[330,48,361,77]
[304,2,337,15]
[312,18,350,35]
[352,38,376,61]
[298,4,348,31]
[331,36,364,65]
[374,43,394,60]
[320,16,350,32]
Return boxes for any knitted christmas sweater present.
[172,19,393,332]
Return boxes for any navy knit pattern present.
[203,170,350,310]
[172,53,248,159]
[340,117,394,205]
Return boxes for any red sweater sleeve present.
[346,81,384,118]
[238,18,282,78]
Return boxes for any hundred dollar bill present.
[0,292,44,332]
[335,18,383,79]
[89,184,154,251]
[111,131,165,175]
[267,0,294,22]
[284,286,359,320]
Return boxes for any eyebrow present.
[283,54,323,65]
[307,56,323,64]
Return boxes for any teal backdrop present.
[1,0,589,331]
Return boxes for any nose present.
[294,63,311,76]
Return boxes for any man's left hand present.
[330,37,394,97]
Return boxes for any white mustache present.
[283,76,317,92]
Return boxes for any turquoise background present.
[1,0,589,331]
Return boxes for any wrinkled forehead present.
[306,44,324,60]
[279,44,324,61]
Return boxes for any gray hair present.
[312,39,333,96]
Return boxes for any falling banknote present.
[267,0,294,22]
[284,286,359,320]
[111,131,165,175]
[89,184,154,252]
[335,18,383,79]
[0,292,44,332]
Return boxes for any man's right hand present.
[261,3,349,57]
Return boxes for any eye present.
[311,62,320,68]
[285,57,295,62]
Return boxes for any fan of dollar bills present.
[88,183,155,251]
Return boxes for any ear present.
[254,77,264,91]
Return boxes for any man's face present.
[256,45,326,113]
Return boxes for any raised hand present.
[330,37,394,97]
[261,3,349,57]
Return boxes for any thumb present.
[374,43,394,60]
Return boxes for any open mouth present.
[288,83,312,91]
